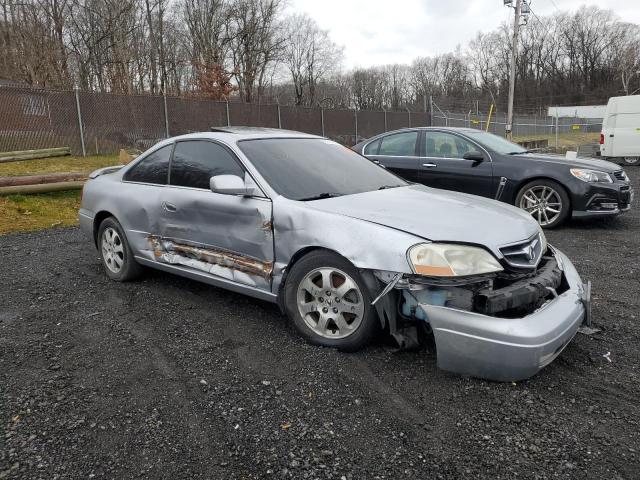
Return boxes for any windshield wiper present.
[378,184,403,190]
[297,192,343,201]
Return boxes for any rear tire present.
[515,179,571,229]
[622,156,640,166]
[97,217,143,281]
[283,250,378,352]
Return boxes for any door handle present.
[422,163,437,168]
[162,201,177,212]
[372,159,381,164]
[609,134,614,138]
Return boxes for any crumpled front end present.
[368,246,589,382]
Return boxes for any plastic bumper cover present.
[78,208,94,239]
[419,249,588,382]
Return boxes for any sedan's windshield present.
[463,130,528,155]
[238,138,407,200]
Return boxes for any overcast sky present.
[286,0,640,69]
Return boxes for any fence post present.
[226,100,231,127]
[406,107,411,128]
[277,101,282,129]
[162,92,169,138]
[555,106,559,150]
[74,87,86,157]
[383,108,387,132]
[354,108,358,144]
[429,95,433,126]
[320,107,325,137]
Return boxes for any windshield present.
[238,138,407,200]
[463,130,527,155]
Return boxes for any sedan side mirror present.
[210,175,252,195]
[462,150,485,162]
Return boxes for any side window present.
[363,138,381,155]
[424,132,476,159]
[170,141,245,190]
[123,145,172,184]
[378,132,418,156]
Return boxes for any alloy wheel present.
[519,185,563,227]
[101,227,125,273]
[623,156,639,166]
[296,267,365,339]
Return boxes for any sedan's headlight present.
[408,243,503,277]
[538,227,548,254]
[570,168,612,183]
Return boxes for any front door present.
[420,130,493,197]
[364,130,422,183]
[154,139,274,290]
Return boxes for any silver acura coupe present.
[80,127,591,382]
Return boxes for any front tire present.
[97,217,143,281]
[622,156,640,166]
[283,250,378,352]
[516,179,570,229]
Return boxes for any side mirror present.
[210,175,252,195]
[463,150,485,162]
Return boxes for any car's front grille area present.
[499,234,544,269]
[613,170,628,181]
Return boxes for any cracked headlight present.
[407,243,503,277]
[570,168,612,183]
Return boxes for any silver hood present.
[306,184,539,254]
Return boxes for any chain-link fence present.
[0,85,433,156]
[430,100,602,155]
[0,85,603,157]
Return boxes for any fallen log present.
[0,180,85,196]
[0,172,86,187]
[0,147,71,164]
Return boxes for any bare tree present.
[229,0,285,102]
[282,13,342,106]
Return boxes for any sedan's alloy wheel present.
[101,227,125,273]
[296,267,365,339]
[519,186,563,227]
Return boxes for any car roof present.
[168,127,322,143]
[386,126,481,134]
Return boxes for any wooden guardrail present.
[0,147,71,164]
[0,181,85,195]
[517,138,549,150]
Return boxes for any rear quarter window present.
[123,145,172,184]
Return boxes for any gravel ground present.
[1,169,639,480]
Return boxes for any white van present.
[600,95,640,166]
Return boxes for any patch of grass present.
[0,190,82,235]
[514,132,600,150]
[0,154,119,177]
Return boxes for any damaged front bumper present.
[419,248,588,382]
[369,247,590,382]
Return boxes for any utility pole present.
[506,0,522,141]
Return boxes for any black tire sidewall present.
[516,179,571,229]
[97,217,140,281]
[283,250,378,352]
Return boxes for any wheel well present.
[92,211,114,246]
[512,177,572,210]
[276,246,347,311]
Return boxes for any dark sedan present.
[353,127,634,228]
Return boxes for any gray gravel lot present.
[1,169,639,479]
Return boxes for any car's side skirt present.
[135,256,278,303]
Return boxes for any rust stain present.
[261,220,273,231]
[148,235,273,279]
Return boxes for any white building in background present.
[548,105,607,119]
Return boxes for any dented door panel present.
[154,187,274,289]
